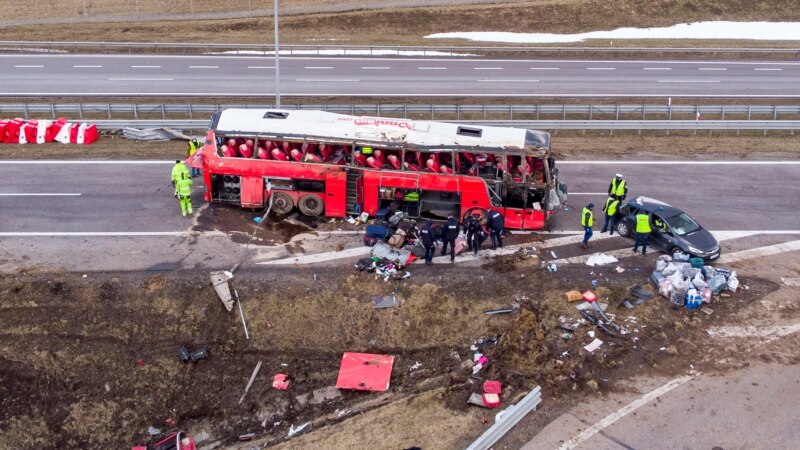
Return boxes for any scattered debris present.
[584,338,604,353]
[176,346,190,363]
[546,263,558,272]
[287,422,310,438]
[550,251,557,259]
[336,352,394,392]
[702,307,714,316]
[564,290,583,302]
[147,426,161,436]
[615,266,626,273]
[190,348,209,363]
[372,293,401,309]
[781,277,800,287]
[409,362,422,372]
[239,361,263,404]
[272,374,290,390]
[484,304,520,315]
[209,270,235,312]
[586,253,619,266]
[238,433,255,441]
[234,289,250,340]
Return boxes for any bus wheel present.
[298,194,324,216]
[270,192,294,215]
[463,207,488,225]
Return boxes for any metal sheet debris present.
[210,271,235,312]
[584,338,604,353]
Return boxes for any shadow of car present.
[615,196,720,261]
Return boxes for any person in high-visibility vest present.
[171,160,190,187]
[608,173,628,200]
[633,211,652,254]
[580,203,595,249]
[174,172,194,217]
[600,196,621,235]
[187,138,201,177]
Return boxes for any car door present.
[648,213,670,250]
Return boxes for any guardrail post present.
[404,104,407,119]
[107,104,111,119]
[536,105,540,121]
[431,104,434,120]
[78,103,83,120]
[509,105,513,121]
[133,103,138,120]
[23,103,28,119]
[161,103,166,119]
[483,105,486,120]
[188,104,193,119]
[51,103,56,119]
[456,104,461,120]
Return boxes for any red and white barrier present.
[0,118,98,145]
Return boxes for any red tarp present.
[335,352,394,392]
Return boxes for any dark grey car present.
[615,197,721,261]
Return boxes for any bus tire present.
[298,194,324,217]
[463,207,488,225]
[270,192,294,215]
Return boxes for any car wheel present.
[670,246,686,258]
[616,221,630,237]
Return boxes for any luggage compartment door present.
[325,171,347,217]
[240,175,264,208]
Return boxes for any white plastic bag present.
[655,259,668,272]
[662,263,678,276]
[658,254,673,263]
[673,250,690,262]
[727,274,739,292]
[692,272,708,290]
[708,274,727,294]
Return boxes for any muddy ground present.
[0,242,774,449]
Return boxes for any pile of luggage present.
[363,211,426,258]
[650,252,739,309]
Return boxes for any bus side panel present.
[504,207,524,229]
[240,176,265,208]
[324,171,347,217]
[524,209,546,230]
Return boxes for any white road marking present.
[474,67,503,70]
[643,67,671,70]
[5,92,800,98]
[131,65,161,68]
[418,67,447,70]
[539,233,616,249]
[717,239,800,264]
[658,80,721,83]
[72,65,102,68]
[0,193,81,196]
[189,65,219,69]
[247,66,275,69]
[295,78,360,82]
[477,79,539,82]
[108,78,174,81]
[14,65,43,68]
[566,192,606,195]
[556,374,696,450]
[781,277,800,287]
[558,160,800,165]
[707,323,800,341]
[699,67,727,71]
[0,231,187,237]
[587,67,615,70]
[361,66,390,70]
[304,66,333,69]
[754,68,783,71]
[530,67,559,70]
[259,246,371,265]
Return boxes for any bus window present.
[296,180,325,192]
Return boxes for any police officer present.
[633,211,652,254]
[440,214,460,262]
[171,160,189,187]
[600,196,621,235]
[487,209,505,250]
[580,203,594,249]
[174,172,194,217]
[187,137,201,177]
[464,214,481,254]
[608,173,628,201]
[420,220,436,265]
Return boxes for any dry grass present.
[1,0,798,46]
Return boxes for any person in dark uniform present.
[487,210,505,250]
[440,215,460,262]
[420,220,436,265]
[464,213,482,255]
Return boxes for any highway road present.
[1,54,800,97]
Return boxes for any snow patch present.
[426,21,800,44]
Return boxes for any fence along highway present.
[1,54,800,97]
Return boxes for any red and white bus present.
[191,109,567,230]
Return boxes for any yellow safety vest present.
[172,163,189,182]
[581,207,594,227]
[175,178,193,197]
[607,199,619,216]
[188,140,198,157]
[404,191,420,202]
[636,213,652,233]
[361,146,373,155]
[610,178,626,197]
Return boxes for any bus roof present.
[211,109,550,154]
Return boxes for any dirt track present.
[0,245,775,449]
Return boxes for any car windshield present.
[665,212,701,236]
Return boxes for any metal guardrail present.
[91,119,800,132]
[466,386,542,450]
[2,103,798,121]
[1,41,799,59]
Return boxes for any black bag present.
[363,235,378,247]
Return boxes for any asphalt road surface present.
[1,160,798,234]
[2,54,799,97]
